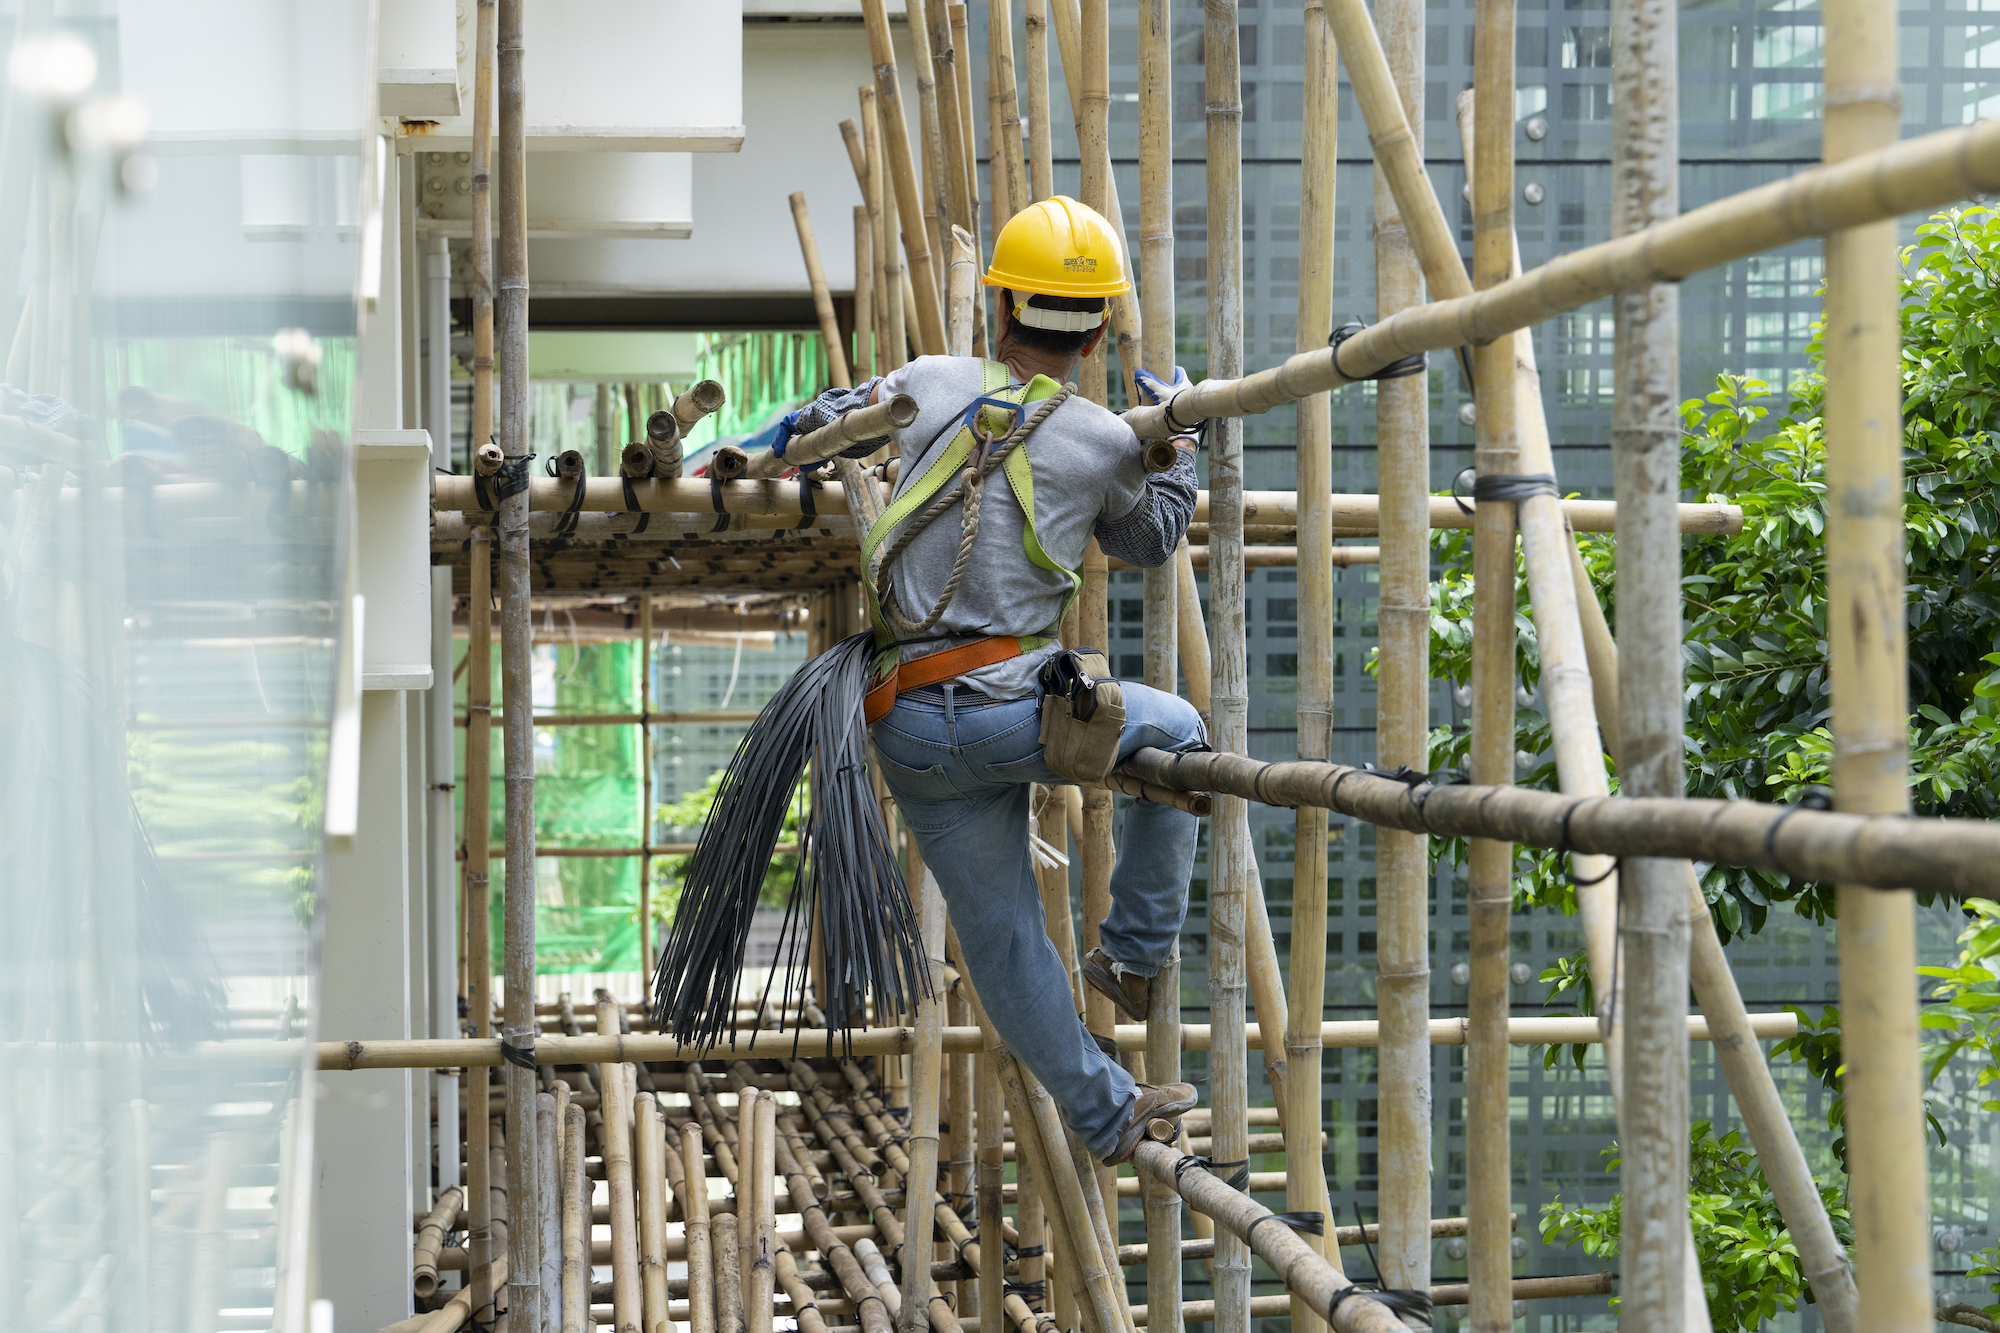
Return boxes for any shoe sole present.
[1081,956,1147,1023]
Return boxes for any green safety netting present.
[455,640,646,974]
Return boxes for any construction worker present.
[782,196,1206,1165]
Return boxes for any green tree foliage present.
[649,769,806,926]
[1539,1123,1852,1332]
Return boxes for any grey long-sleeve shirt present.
[873,355,1197,700]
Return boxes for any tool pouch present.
[1037,649,1126,783]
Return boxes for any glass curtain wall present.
[0,4,364,1332]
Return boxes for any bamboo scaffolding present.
[1204,8,1252,1333]
[715,1210,746,1333]
[539,1091,564,1311]
[906,0,951,312]
[470,0,496,451]
[685,1123,718,1333]
[1117,117,2000,439]
[1024,0,1055,204]
[638,1094,673,1333]
[898,870,948,1333]
[1290,0,1342,1311]
[563,1103,589,1333]
[860,0,949,356]
[856,203,877,380]
[1824,0,1930,1325]
[597,1022,642,1333]
[948,226,978,355]
[945,3,987,356]
[466,549,497,1325]
[735,396,920,480]
[749,1094,780,1333]
[860,91,901,374]
[1466,11,1517,1324]
[414,1185,464,1300]
[927,0,973,238]
[639,599,656,974]
[1123,1276,1616,1326]
[431,475,1737,534]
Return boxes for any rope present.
[872,386,1074,637]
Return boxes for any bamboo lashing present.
[1118,117,2000,439]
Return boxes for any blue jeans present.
[870,680,1208,1157]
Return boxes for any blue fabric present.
[870,680,1208,1156]
[771,409,805,458]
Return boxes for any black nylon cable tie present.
[474,471,498,513]
[553,469,588,538]
[1326,1286,1435,1328]
[619,473,653,536]
[1451,467,1476,516]
[1471,472,1559,503]
[494,453,535,502]
[1245,1211,1326,1250]
[1763,784,1832,879]
[1329,320,1428,382]
[1571,858,1620,888]
[709,475,732,533]
[794,475,820,530]
[499,1039,537,1071]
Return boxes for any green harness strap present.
[861,360,1082,679]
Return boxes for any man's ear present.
[1078,320,1109,359]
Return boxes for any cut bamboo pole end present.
[750,395,921,480]
[414,1185,465,1299]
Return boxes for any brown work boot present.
[1104,1081,1199,1166]
[1082,946,1150,1022]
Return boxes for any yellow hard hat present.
[982,195,1132,301]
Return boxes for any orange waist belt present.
[863,636,1026,724]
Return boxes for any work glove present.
[771,408,806,459]
[1132,366,1190,407]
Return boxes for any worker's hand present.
[1132,366,1190,406]
[771,409,806,458]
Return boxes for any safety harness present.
[860,359,1080,723]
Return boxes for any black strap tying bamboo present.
[494,452,535,502]
[1764,785,1833,879]
[1474,472,1559,503]
[499,1038,537,1070]
[619,474,652,534]
[1004,1280,1048,1302]
[709,475,731,532]
[794,475,820,530]
[1325,1285,1434,1327]
[1173,1153,1250,1192]
[1245,1211,1325,1249]
[1553,797,1620,886]
[552,469,588,538]
[1330,320,1428,382]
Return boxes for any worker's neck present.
[997,341,1079,387]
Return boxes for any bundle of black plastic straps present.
[651,631,930,1052]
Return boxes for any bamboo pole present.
[415,1186,465,1300]
[948,226,978,355]
[1127,1142,1413,1333]
[714,1213,745,1333]
[945,4,987,354]
[860,0,949,357]
[1367,0,1433,1304]
[563,1104,588,1333]
[415,1258,508,1333]
[735,396,920,479]
[982,11,1011,233]
[1024,0,1055,204]
[793,195,854,391]
[1121,115,2000,438]
[685,1123,717,1333]
[989,0,1030,230]
[638,1094,672,1333]
[1825,0,1928,1326]
[598,1054,642,1333]
[465,529,497,1332]
[1609,0,1689,1324]
[1287,0,1342,1316]
[749,1095,779,1333]
[538,1091,563,1316]
[1466,13,1516,1321]
[494,3,544,1323]
[855,205,876,381]
[907,0,951,315]
[997,1051,1124,1333]
[470,0,496,451]
[860,91,900,375]
[898,870,949,1333]
[927,0,974,237]
[1204,7,1250,1333]
[639,599,655,976]
[973,1042,1010,1333]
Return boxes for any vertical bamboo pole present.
[598,1032,642,1333]
[639,599,655,977]
[637,1094,671,1333]
[1203,7,1250,1333]
[861,90,905,374]
[470,0,496,450]
[496,1,543,1325]
[990,1,1030,233]
[1034,787,1086,1012]
[947,1,987,355]
[948,225,978,356]
[748,1095,778,1333]
[714,1215,745,1333]
[899,870,949,1333]
[987,64,1012,237]
[1609,0,1687,1326]
[1467,5,1516,1329]
[1368,0,1430,1301]
[928,0,974,237]
[1287,0,1342,1317]
[907,0,951,314]
[685,1123,717,1333]
[466,530,497,1330]
[539,1091,562,1314]
[1024,0,1055,204]
[562,1103,587,1333]
[944,930,978,1326]
[974,1042,1006,1333]
[1824,0,1926,1326]
[854,206,877,381]
[860,0,950,357]
[792,194,855,391]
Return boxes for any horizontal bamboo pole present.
[1112,1215,1513,1265]
[456,711,761,728]
[451,606,805,636]
[433,475,1740,534]
[295,1012,1794,1070]
[1120,746,2000,897]
[1106,546,1382,572]
[739,395,921,480]
[1120,116,2000,438]
[1127,1275,1617,1325]
[461,845,800,861]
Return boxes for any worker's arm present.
[781,377,889,460]
[1093,447,1197,570]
